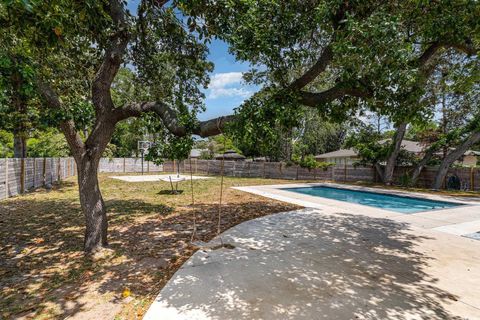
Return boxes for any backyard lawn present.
[0,174,299,320]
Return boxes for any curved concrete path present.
[143,208,480,320]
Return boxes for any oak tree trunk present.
[77,156,108,253]
[410,147,436,186]
[13,134,27,158]
[12,68,28,159]
[374,163,385,183]
[383,122,408,185]
[432,131,480,189]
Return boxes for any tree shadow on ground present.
[151,210,468,320]
[157,189,184,195]
[1,188,469,319]
[0,196,293,319]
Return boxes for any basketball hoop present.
[138,141,151,153]
[138,141,151,175]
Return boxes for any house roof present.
[190,149,207,157]
[464,150,480,156]
[315,149,358,159]
[378,139,425,153]
[214,150,246,160]
[315,139,425,159]
[315,141,479,160]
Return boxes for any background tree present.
[0,36,40,157]
[292,108,347,161]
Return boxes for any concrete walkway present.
[143,208,480,320]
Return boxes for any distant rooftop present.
[315,140,479,159]
[378,139,425,153]
[214,150,246,160]
[315,149,358,159]
[190,149,207,157]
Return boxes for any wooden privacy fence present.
[0,157,164,201]
[98,158,163,173]
[0,158,76,201]
[1,158,477,201]
[163,159,480,191]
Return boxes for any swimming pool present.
[285,186,463,213]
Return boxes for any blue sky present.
[126,1,259,121]
[199,40,258,120]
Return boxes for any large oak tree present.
[2,0,233,253]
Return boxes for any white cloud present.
[209,87,253,99]
[208,72,253,99]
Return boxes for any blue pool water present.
[285,186,463,213]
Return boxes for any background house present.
[314,149,360,165]
[458,150,480,167]
[315,140,425,166]
[315,139,479,167]
[189,149,207,159]
[214,150,246,161]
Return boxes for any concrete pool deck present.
[234,183,480,238]
[143,184,480,319]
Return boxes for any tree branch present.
[299,85,372,107]
[417,40,477,70]
[92,0,129,113]
[37,81,85,159]
[288,46,333,91]
[113,102,235,137]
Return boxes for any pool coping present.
[233,182,480,238]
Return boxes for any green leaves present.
[146,135,194,163]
